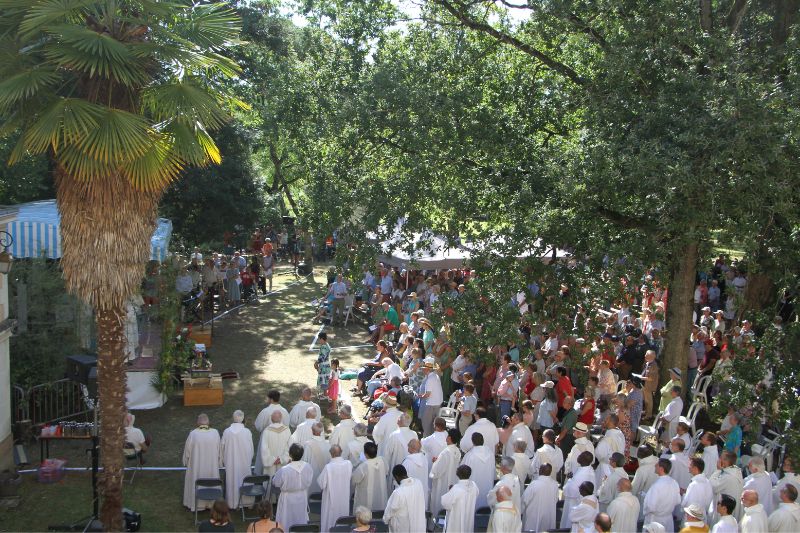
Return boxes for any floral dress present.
[407,358,426,393]
[616,405,633,459]
[317,343,331,390]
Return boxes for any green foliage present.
[9,258,83,387]
[0,132,52,204]
[150,259,192,395]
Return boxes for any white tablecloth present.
[126,370,166,409]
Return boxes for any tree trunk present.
[743,272,775,312]
[661,242,698,385]
[96,307,127,530]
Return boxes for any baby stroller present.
[240,271,258,303]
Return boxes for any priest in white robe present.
[441,465,479,533]
[659,387,684,444]
[384,465,427,533]
[565,423,595,477]
[570,482,599,533]
[254,392,291,475]
[701,432,719,479]
[383,414,417,491]
[421,417,448,473]
[328,405,356,457]
[429,429,461,518]
[598,453,628,512]
[401,439,430,509]
[258,411,291,476]
[768,484,800,533]
[301,422,331,494]
[708,451,744,524]
[272,443,313,532]
[668,439,691,494]
[290,406,320,445]
[460,432,496,510]
[511,440,532,486]
[561,451,597,529]
[347,423,371,468]
[220,410,254,509]
[682,457,713,525]
[595,414,625,486]
[643,458,682,533]
[460,408,499,454]
[531,429,564,481]
[740,489,769,533]
[182,414,221,511]
[487,485,522,533]
[522,464,559,532]
[743,456,774,515]
[503,411,535,458]
[711,494,739,533]
[488,457,522,519]
[633,445,660,520]
[372,396,403,455]
[352,441,389,511]
[773,457,800,511]
[288,387,321,430]
[608,479,640,533]
[318,445,353,532]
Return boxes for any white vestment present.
[773,473,800,511]
[352,456,389,511]
[565,437,595,476]
[384,477,427,533]
[461,445,496,509]
[570,495,599,533]
[461,418,500,454]
[372,407,402,455]
[682,474,713,523]
[633,455,660,519]
[258,423,291,476]
[272,461,313,532]
[531,443,564,480]
[522,475,559,532]
[402,452,430,509]
[302,435,331,494]
[288,400,321,430]
[702,445,719,478]
[182,427,221,511]
[670,453,691,491]
[662,397,684,443]
[710,514,738,533]
[608,491,640,533]
[595,428,625,486]
[708,466,744,523]
[329,419,356,458]
[384,427,418,490]
[488,473,522,523]
[768,502,800,532]
[744,471,774,515]
[441,479,479,533]
[740,503,769,533]
[254,405,290,474]
[430,444,460,517]
[487,500,522,533]
[421,430,448,473]
[598,466,629,512]
[347,436,371,468]
[643,475,682,533]
[504,423,535,458]
[318,457,353,532]
[512,452,532,486]
[290,419,317,446]
[561,465,596,529]
[220,422,254,509]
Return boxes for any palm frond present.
[77,107,153,165]
[142,80,229,129]
[18,0,97,39]
[161,119,214,167]
[0,67,60,112]
[121,135,184,190]
[173,2,241,51]
[17,97,104,160]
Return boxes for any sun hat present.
[574,422,589,433]
[541,381,555,389]
[684,504,705,520]
[423,358,439,370]
[670,367,682,378]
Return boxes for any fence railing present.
[12,378,92,427]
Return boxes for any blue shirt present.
[724,425,743,457]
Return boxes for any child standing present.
[327,358,340,413]
[315,332,331,401]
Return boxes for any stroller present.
[240,271,258,303]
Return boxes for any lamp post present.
[0,231,13,275]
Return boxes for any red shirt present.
[556,376,574,408]
[579,397,595,425]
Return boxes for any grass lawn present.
[3,264,374,532]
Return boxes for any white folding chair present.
[638,410,663,444]
[438,407,457,430]
[686,402,705,434]
[343,294,355,326]
[692,375,712,406]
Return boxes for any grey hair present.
[397,413,410,427]
[354,506,372,525]
[339,404,352,417]
[197,413,209,425]
[306,406,318,418]
[749,456,766,472]
[513,439,527,453]
[311,422,324,435]
[271,411,283,423]
[232,410,244,423]
[501,456,516,470]
[330,445,342,458]
[354,423,368,437]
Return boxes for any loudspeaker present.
[86,366,98,399]
[66,354,97,385]
[123,508,141,532]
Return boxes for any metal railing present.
[13,378,92,427]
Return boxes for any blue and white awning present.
[5,200,172,261]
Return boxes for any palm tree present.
[0,1,244,528]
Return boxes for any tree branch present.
[594,204,661,235]
[432,0,586,86]
[725,0,749,34]
[568,13,607,48]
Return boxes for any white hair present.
[306,406,318,418]
[397,413,410,427]
[339,404,352,417]
[354,423,368,437]
[312,422,324,435]
[501,456,516,471]
[354,506,372,525]
[271,411,283,423]
[232,410,244,423]
[749,456,766,472]
[197,413,209,426]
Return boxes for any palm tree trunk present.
[96,306,127,530]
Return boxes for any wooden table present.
[182,374,224,406]
[38,435,93,463]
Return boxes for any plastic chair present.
[438,407,458,430]
[637,411,663,445]
[194,478,224,524]
[330,526,351,533]
[686,402,706,434]
[123,442,142,484]
[238,474,270,520]
[343,295,355,326]
[288,525,320,533]
[308,491,323,516]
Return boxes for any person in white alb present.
[441,465,479,533]
[659,386,684,444]
[773,457,800,511]
[570,481,600,533]
[643,458,682,533]
[488,485,522,533]
[565,422,595,477]
[429,429,461,518]
[328,404,356,459]
[259,411,291,476]
[503,411,535,458]
[488,457,522,521]
[301,422,331,494]
[598,452,628,512]
[522,464,559,532]
[561,451,597,529]
[272,443,313,531]
[531,429,564,481]
[288,387,321,430]
[401,439,430,509]
[460,407,499,454]
[352,441,388,511]
[290,407,321,445]
[743,456,774,515]
[421,417,448,473]
[384,464,427,533]
[419,358,444,436]
[372,395,403,456]
[318,445,353,532]
[768,484,800,532]
[710,494,738,533]
[708,451,744,524]
[182,414,221,511]
[633,445,660,514]
[511,439,532,486]
[682,457,714,527]
[253,390,291,474]
[608,478,640,533]
[740,489,769,533]
[594,414,625,486]
[668,438,691,492]
[460,432,496,510]
[220,410,254,509]
[347,423,371,467]
[383,413,417,491]
[700,432,719,478]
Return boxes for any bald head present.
[742,489,759,507]
[306,406,318,419]
[497,485,513,502]
[330,445,342,458]
[271,411,283,423]
[617,478,632,493]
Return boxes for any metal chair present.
[288,525,321,533]
[433,509,447,532]
[194,478,224,524]
[238,474,270,520]
[308,491,323,516]
[123,442,142,484]
[370,520,389,532]
[330,527,351,533]
[474,506,492,530]
[335,515,357,526]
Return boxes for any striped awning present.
[5,200,172,261]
